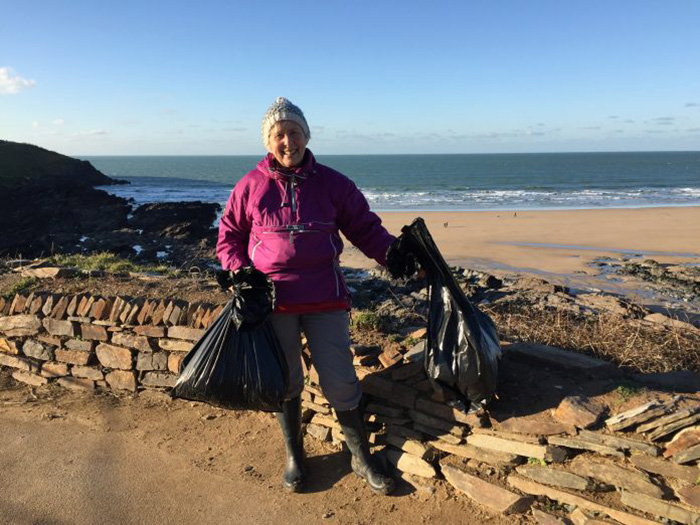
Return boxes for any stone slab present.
[71,365,104,381]
[386,435,435,461]
[630,453,700,485]
[620,491,700,525]
[96,343,133,370]
[22,340,54,361]
[0,353,39,372]
[507,475,658,525]
[468,433,567,462]
[648,412,700,442]
[503,342,617,375]
[158,339,194,352]
[677,485,700,512]
[141,372,177,388]
[386,448,436,478]
[167,326,205,341]
[54,349,93,366]
[665,426,700,458]
[0,337,21,354]
[547,435,625,458]
[112,332,153,352]
[553,396,605,429]
[674,443,700,464]
[106,370,137,391]
[569,456,663,498]
[12,370,48,387]
[431,440,524,467]
[577,429,660,456]
[40,362,70,378]
[498,418,571,436]
[57,376,95,391]
[79,323,109,341]
[42,318,75,337]
[515,465,591,491]
[606,399,678,432]
[442,464,532,514]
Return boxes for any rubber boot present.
[336,408,395,495]
[275,396,306,492]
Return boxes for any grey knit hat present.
[261,97,310,150]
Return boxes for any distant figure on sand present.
[444,221,449,228]
[216,97,421,495]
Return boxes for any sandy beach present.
[342,206,700,289]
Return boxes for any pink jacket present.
[217,151,395,309]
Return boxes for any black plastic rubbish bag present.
[172,267,289,412]
[397,218,501,410]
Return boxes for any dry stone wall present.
[0,292,223,392]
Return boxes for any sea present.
[83,152,700,212]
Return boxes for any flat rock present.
[532,509,569,525]
[620,491,700,525]
[515,465,591,491]
[630,453,699,485]
[674,443,700,464]
[547,435,624,457]
[665,426,700,458]
[498,418,571,436]
[95,343,133,370]
[11,370,48,387]
[503,342,617,375]
[631,371,700,393]
[0,337,21,354]
[442,464,532,514]
[577,429,660,456]
[648,412,700,442]
[431,440,523,466]
[554,396,605,429]
[507,475,658,525]
[105,370,137,391]
[386,448,436,478]
[468,433,567,462]
[386,435,435,461]
[677,485,700,511]
[606,399,678,432]
[569,456,664,498]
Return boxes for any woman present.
[217,97,402,495]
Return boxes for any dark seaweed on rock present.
[398,218,502,409]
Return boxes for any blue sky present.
[1,1,699,155]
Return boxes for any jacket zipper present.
[250,239,262,263]
[329,234,340,296]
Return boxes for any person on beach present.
[216,97,412,495]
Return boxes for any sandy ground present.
[342,206,700,275]
[0,382,517,525]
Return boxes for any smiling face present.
[268,120,309,168]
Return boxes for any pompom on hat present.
[261,97,310,150]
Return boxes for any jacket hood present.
[257,149,318,180]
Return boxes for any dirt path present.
[0,382,518,525]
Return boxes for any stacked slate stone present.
[0,292,223,392]
[299,338,700,523]
[2,289,700,523]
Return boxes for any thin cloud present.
[75,129,111,136]
[32,121,40,128]
[0,67,36,94]
[52,118,65,125]
[608,115,619,119]
[685,102,699,108]
[651,117,675,125]
[687,128,700,132]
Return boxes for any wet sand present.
[341,206,700,281]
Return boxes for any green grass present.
[353,311,381,331]
[614,381,643,401]
[1,276,39,300]
[45,252,174,275]
[527,457,547,467]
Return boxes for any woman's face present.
[268,121,309,168]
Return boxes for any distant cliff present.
[0,141,219,263]
[0,140,119,189]
[0,141,130,257]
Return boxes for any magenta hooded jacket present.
[216,151,395,309]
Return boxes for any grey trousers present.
[270,310,362,411]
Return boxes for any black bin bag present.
[172,267,289,412]
[398,218,501,411]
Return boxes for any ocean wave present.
[98,177,700,212]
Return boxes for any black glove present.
[230,267,276,329]
[386,236,419,279]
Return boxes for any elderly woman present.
[217,97,403,495]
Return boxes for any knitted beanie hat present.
[261,97,310,150]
